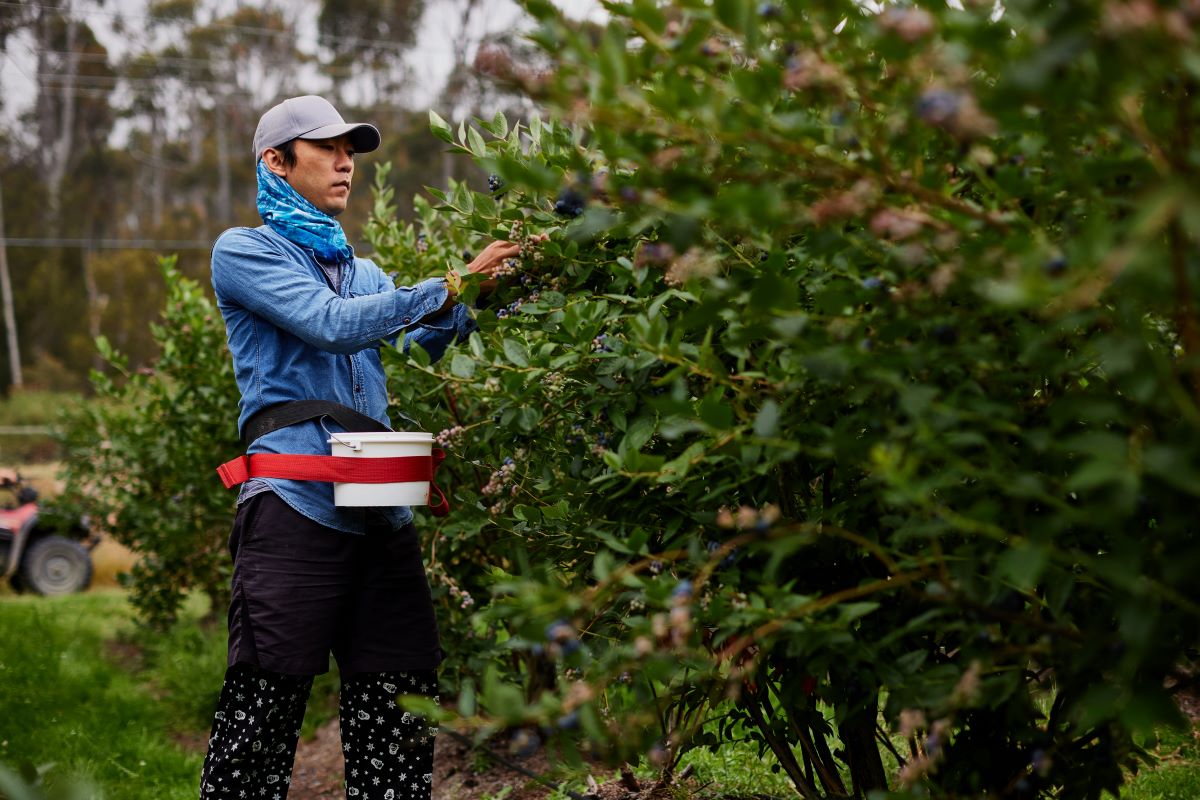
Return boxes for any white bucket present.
[328,431,434,507]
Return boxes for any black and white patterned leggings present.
[199,664,437,800]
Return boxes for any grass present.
[0,590,201,799]
[1121,726,1200,800]
[0,589,342,800]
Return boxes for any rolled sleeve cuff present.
[399,277,450,328]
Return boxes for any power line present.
[0,0,436,55]
[0,237,213,250]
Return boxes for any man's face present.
[264,135,356,217]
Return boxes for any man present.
[200,95,519,800]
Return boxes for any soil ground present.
[287,722,562,800]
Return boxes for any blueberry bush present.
[365,1,1200,798]
[58,258,239,629]
[56,0,1200,796]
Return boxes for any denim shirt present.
[211,225,476,533]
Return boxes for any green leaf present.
[513,504,541,522]
[624,416,656,453]
[450,353,476,379]
[502,338,530,367]
[467,126,488,158]
[753,400,779,437]
[698,390,733,429]
[429,110,453,143]
[997,542,1049,592]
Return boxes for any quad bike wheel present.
[19,535,93,595]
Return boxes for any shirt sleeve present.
[361,253,479,363]
[211,228,449,355]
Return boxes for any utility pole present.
[0,177,23,389]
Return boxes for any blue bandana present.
[255,159,353,262]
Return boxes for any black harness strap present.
[242,400,390,446]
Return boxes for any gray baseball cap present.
[252,95,381,161]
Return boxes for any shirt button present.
[403,317,411,324]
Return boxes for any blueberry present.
[556,711,580,730]
[487,174,504,193]
[511,729,541,757]
[554,188,586,218]
[673,580,693,598]
[991,590,1024,614]
[619,185,640,203]
[757,3,780,18]
[1044,256,1067,276]
[862,277,884,290]
[932,324,958,344]
[916,89,961,125]
[462,249,473,262]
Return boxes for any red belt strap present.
[216,450,449,517]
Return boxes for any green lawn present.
[0,591,202,800]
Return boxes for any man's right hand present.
[444,235,548,304]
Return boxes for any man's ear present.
[261,148,289,178]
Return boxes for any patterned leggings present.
[199,664,437,800]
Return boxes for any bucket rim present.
[327,431,433,444]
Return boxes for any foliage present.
[57,258,239,629]
[0,592,202,800]
[362,1,1200,798]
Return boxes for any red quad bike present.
[0,470,96,595]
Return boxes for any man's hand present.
[443,235,550,304]
[462,240,522,297]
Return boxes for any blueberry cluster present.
[706,539,740,569]
[448,582,475,610]
[434,425,465,448]
[554,188,586,218]
[715,504,781,531]
[416,232,428,254]
[487,174,504,193]
[509,729,540,758]
[540,618,581,659]
[565,423,585,445]
[493,257,520,279]
[591,333,610,353]
[916,89,962,126]
[495,298,523,319]
[481,457,517,497]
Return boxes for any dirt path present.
[288,719,559,800]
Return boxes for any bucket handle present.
[320,416,363,451]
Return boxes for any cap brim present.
[298,122,381,153]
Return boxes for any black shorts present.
[226,491,442,676]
